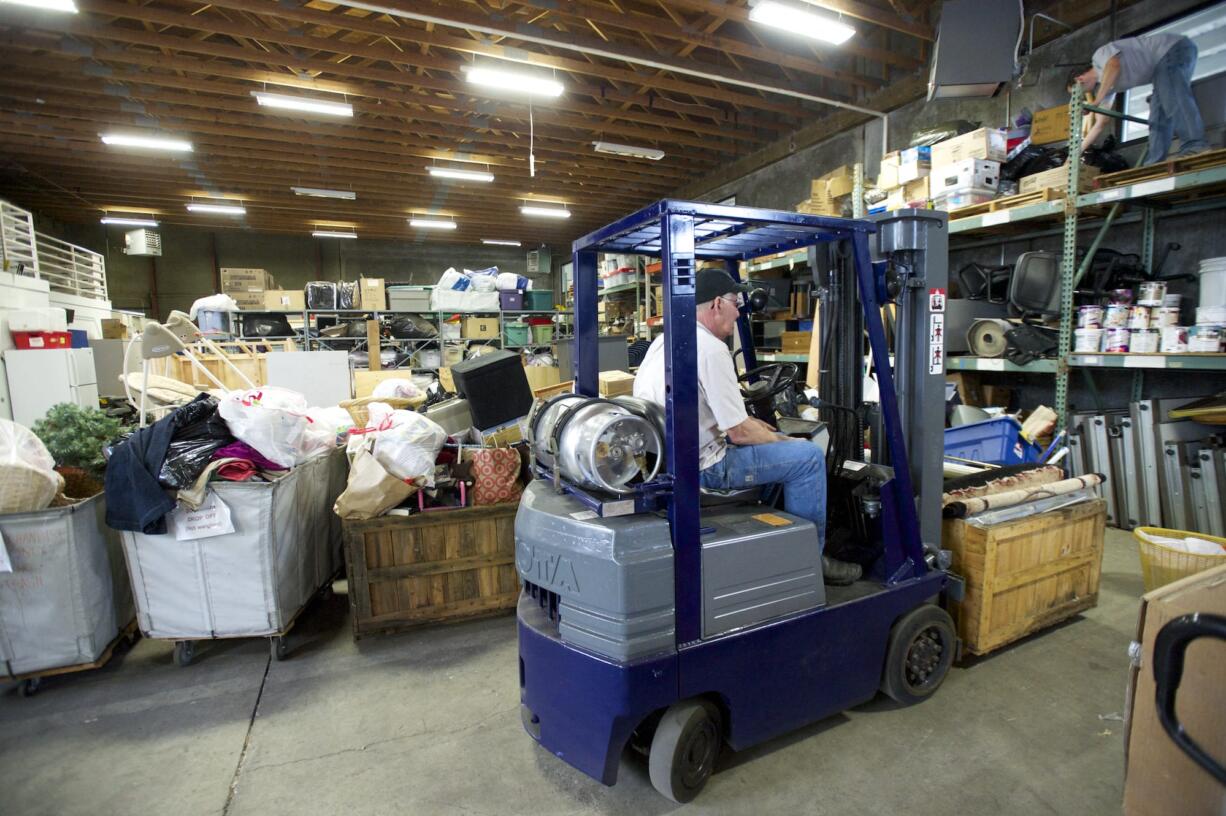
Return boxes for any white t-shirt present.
[1093,34,1183,97]
[632,324,748,470]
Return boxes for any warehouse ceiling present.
[0,0,939,244]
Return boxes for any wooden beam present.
[793,0,935,40]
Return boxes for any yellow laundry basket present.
[1133,526,1226,591]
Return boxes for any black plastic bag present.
[389,315,438,339]
[1084,135,1130,173]
[157,396,236,490]
[240,313,293,338]
[337,281,357,309]
[1000,144,1064,182]
[305,281,337,310]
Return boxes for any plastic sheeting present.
[120,451,347,639]
[0,495,134,676]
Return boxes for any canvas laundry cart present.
[120,451,347,665]
[0,494,136,696]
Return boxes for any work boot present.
[822,555,861,586]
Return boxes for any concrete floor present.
[0,529,1144,816]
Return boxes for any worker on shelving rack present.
[1070,31,1208,165]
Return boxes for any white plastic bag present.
[0,418,61,513]
[188,293,240,319]
[372,378,423,400]
[467,269,498,292]
[438,267,469,292]
[217,387,336,468]
[365,402,447,485]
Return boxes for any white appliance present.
[124,229,162,256]
[4,348,99,426]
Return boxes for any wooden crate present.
[342,503,520,638]
[943,499,1106,656]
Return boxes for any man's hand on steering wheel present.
[737,362,799,401]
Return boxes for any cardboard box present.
[781,331,812,354]
[812,165,854,199]
[897,146,932,184]
[101,318,128,340]
[1019,165,1101,195]
[883,177,931,211]
[358,277,386,310]
[230,292,266,311]
[352,368,414,399]
[263,289,305,311]
[220,267,275,293]
[930,128,1007,167]
[438,367,455,392]
[598,370,635,397]
[1030,105,1070,145]
[463,317,499,339]
[1123,564,1226,816]
[523,365,561,392]
[533,379,574,400]
[931,159,1001,198]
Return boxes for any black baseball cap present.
[695,268,750,304]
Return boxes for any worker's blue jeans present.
[1146,36,1207,164]
[701,439,826,550]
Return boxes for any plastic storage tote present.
[499,291,523,311]
[387,286,433,312]
[522,290,554,311]
[120,452,346,661]
[1133,526,1226,591]
[530,323,555,344]
[503,321,531,345]
[943,416,1041,465]
[0,494,134,678]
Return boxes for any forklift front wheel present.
[648,700,723,803]
[881,604,956,705]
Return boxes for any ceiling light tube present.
[100,133,193,152]
[292,186,356,200]
[748,1,856,44]
[187,203,246,216]
[520,205,570,219]
[312,230,358,239]
[252,92,353,118]
[464,65,564,98]
[592,141,665,161]
[482,239,522,247]
[101,216,159,227]
[409,218,457,230]
[1,0,78,11]
[428,166,495,183]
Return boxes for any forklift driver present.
[633,268,862,586]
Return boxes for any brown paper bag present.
[333,447,416,520]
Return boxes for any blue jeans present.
[700,439,826,550]
[1147,36,1207,164]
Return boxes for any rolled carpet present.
[944,473,1105,519]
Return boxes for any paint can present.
[1162,293,1182,308]
[1127,306,1151,330]
[1077,305,1104,329]
[1103,327,1130,353]
[1188,325,1223,352]
[1130,329,1160,353]
[1104,304,1130,328]
[1154,307,1182,328]
[1073,328,1103,353]
[1160,326,1189,353]
[1137,281,1167,307]
[1109,288,1134,305]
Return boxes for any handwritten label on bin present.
[170,492,235,541]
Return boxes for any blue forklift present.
[516,201,961,802]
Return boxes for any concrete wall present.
[51,221,556,320]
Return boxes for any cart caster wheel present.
[19,677,41,697]
[271,636,288,661]
[173,640,195,668]
[881,604,956,705]
[648,700,722,803]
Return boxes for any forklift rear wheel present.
[881,604,956,705]
[173,640,195,668]
[19,677,41,697]
[648,700,722,803]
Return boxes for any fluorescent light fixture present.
[0,0,78,11]
[520,205,570,219]
[252,92,353,118]
[482,239,522,247]
[428,166,495,183]
[312,230,358,239]
[748,1,856,44]
[592,141,665,161]
[100,133,193,152]
[409,218,457,230]
[292,186,356,200]
[464,65,564,98]
[187,202,246,216]
[101,216,159,227]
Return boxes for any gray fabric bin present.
[0,494,134,677]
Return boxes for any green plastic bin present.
[530,323,554,343]
[503,322,531,345]
[522,290,554,311]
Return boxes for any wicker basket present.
[340,395,426,427]
[1134,526,1226,591]
[0,461,63,515]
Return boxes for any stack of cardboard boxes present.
[927,127,1007,211]
[221,268,277,311]
[878,146,933,212]
[796,166,854,216]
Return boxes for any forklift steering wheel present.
[738,362,799,401]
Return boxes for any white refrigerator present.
[4,348,100,426]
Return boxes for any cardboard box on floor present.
[598,370,635,397]
[1123,564,1226,816]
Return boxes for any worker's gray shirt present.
[1093,33,1184,93]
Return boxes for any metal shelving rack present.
[949,89,1226,430]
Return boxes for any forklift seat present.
[699,486,761,506]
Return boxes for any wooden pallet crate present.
[1094,146,1226,189]
[342,503,520,639]
[943,499,1106,657]
[947,187,1064,220]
